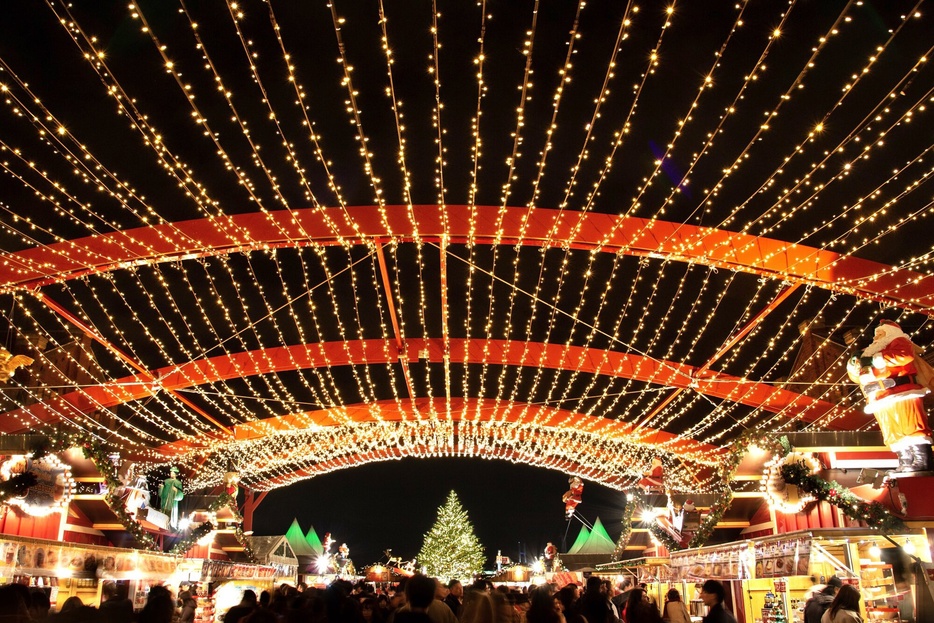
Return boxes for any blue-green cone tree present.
[417,490,485,581]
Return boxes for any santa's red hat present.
[878,319,901,329]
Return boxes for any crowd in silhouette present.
[0,573,738,623]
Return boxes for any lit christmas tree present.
[417,490,486,581]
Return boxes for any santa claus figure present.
[562,476,584,517]
[638,457,665,490]
[544,542,557,563]
[847,320,934,473]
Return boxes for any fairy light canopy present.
[0,1,932,493]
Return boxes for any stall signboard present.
[200,560,277,581]
[753,537,810,578]
[670,543,750,581]
[0,536,179,580]
[270,562,296,580]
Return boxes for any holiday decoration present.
[417,490,485,582]
[120,463,152,519]
[847,320,934,473]
[0,3,930,561]
[648,522,682,553]
[0,453,75,516]
[638,458,665,491]
[641,433,789,552]
[687,497,731,549]
[780,461,905,533]
[170,521,215,556]
[0,470,38,507]
[158,467,185,529]
[544,542,559,572]
[562,476,584,517]
[613,489,642,560]
[42,431,158,550]
[763,452,820,513]
[223,463,240,498]
[0,347,33,382]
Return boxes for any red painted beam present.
[38,293,231,436]
[1,206,931,312]
[632,284,800,433]
[0,338,855,435]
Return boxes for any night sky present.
[251,458,627,568]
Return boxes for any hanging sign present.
[0,454,75,516]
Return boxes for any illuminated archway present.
[164,398,727,494]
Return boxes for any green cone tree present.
[417,490,486,581]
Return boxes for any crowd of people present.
[0,574,744,623]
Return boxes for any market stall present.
[668,529,930,623]
[0,534,181,611]
[193,559,278,623]
[595,556,677,614]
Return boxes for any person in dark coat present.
[224,590,258,623]
[804,577,841,623]
[699,581,736,623]
[99,582,134,623]
[623,589,662,623]
[443,580,463,618]
[579,577,619,623]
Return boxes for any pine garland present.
[780,461,906,533]
[169,521,215,556]
[613,489,643,560]
[168,491,257,562]
[687,495,731,549]
[648,523,682,552]
[213,493,259,563]
[43,431,159,550]
[12,433,258,562]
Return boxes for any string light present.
[0,1,929,493]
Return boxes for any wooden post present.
[241,489,268,533]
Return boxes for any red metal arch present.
[1,206,932,311]
[0,337,852,437]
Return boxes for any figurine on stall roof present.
[0,347,33,383]
[847,320,934,473]
[158,466,184,529]
[544,542,559,572]
[544,542,557,562]
[121,463,150,519]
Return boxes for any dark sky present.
[251,458,626,568]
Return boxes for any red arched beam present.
[1,206,931,312]
[0,337,853,436]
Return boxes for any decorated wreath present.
[762,451,821,514]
